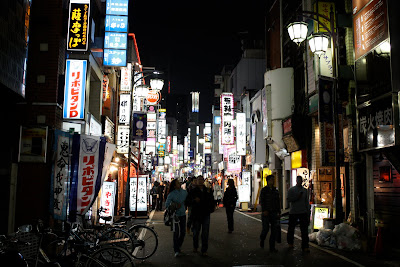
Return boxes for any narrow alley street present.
[132,208,386,267]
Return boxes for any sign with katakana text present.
[67,0,90,51]
[63,59,87,119]
[103,49,127,67]
[117,125,129,154]
[104,32,127,49]
[99,182,116,224]
[358,95,394,151]
[130,176,148,211]
[105,15,128,32]
[236,112,246,155]
[106,0,129,16]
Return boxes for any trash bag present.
[309,232,318,242]
[316,228,333,247]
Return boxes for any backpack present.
[164,202,178,226]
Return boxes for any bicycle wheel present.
[98,228,134,254]
[86,246,134,267]
[128,225,158,260]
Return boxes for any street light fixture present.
[287,8,344,224]
[287,21,308,45]
[150,78,164,91]
[125,69,164,217]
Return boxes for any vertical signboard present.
[120,63,132,92]
[227,147,241,173]
[261,88,268,139]
[221,93,234,121]
[353,0,388,61]
[320,122,335,166]
[236,113,246,155]
[129,176,148,211]
[117,125,129,154]
[132,112,147,141]
[191,92,200,112]
[184,136,188,162]
[99,182,116,224]
[119,94,131,124]
[63,59,87,120]
[67,0,90,51]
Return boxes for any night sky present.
[130,1,266,122]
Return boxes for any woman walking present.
[223,179,238,233]
[165,179,188,257]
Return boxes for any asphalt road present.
[129,207,389,267]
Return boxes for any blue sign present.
[105,15,128,32]
[104,32,127,49]
[103,49,127,67]
[106,0,129,16]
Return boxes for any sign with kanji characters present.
[103,49,127,67]
[50,130,71,220]
[105,15,128,32]
[119,94,131,124]
[320,122,335,166]
[130,176,148,211]
[99,182,116,224]
[117,125,129,154]
[238,171,251,203]
[120,63,132,92]
[358,95,394,151]
[67,0,90,51]
[106,0,129,16]
[221,120,234,145]
[236,112,246,155]
[63,59,87,120]
[227,147,241,173]
[104,32,127,49]
[313,2,335,34]
[318,77,334,123]
[220,93,234,122]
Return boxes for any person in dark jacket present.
[151,181,159,211]
[186,176,214,256]
[223,179,238,233]
[259,175,281,252]
[157,181,165,211]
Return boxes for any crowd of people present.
[150,174,310,257]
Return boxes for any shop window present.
[379,165,392,182]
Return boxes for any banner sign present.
[130,176,148,211]
[132,112,147,141]
[236,112,246,155]
[50,130,72,220]
[117,125,129,154]
[67,0,90,51]
[69,135,106,221]
[63,59,87,119]
[119,94,131,124]
[99,181,116,224]
[120,63,132,92]
[106,0,129,16]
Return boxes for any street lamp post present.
[287,8,344,223]
[125,70,164,217]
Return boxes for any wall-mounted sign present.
[130,176,148,212]
[104,32,127,49]
[236,112,246,155]
[320,122,335,166]
[103,49,127,67]
[238,171,251,203]
[67,0,90,51]
[106,0,129,16]
[221,93,234,122]
[119,94,131,124]
[120,63,132,92]
[146,90,161,105]
[99,182,116,224]
[191,92,200,112]
[105,15,128,32]
[353,0,388,61]
[63,59,87,119]
[167,136,172,153]
[116,125,129,154]
[227,147,241,173]
[222,121,234,145]
[318,77,334,123]
[132,112,147,141]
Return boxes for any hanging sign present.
[63,59,87,120]
[120,63,132,92]
[106,0,129,16]
[236,112,246,155]
[227,147,241,173]
[104,32,127,49]
[105,15,128,32]
[222,120,234,145]
[117,125,129,154]
[221,93,234,122]
[67,0,90,51]
[146,90,161,105]
[103,49,127,67]
[132,112,147,141]
[119,94,131,124]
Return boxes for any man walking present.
[186,176,215,256]
[259,175,281,252]
[287,175,310,253]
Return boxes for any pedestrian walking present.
[259,175,281,252]
[186,176,215,256]
[165,179,188,257]
[151,181,159,211]
[157,181,165,211]
[213,180,223,209]
[186,177,196,234]
[222,179,238,233]
[287,175,310,253]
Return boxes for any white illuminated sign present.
[119,94,131,124]
[236,113,246,155]
[221,120,234,145]
[191,92,200,112]
[63,59,87,119]
[99,182,116,224]
[220,93,234,122]
[120,63,132,91]
[239,172,251,202]
[130,176,148,212]
[116,125,129,154]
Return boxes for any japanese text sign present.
[63,59,87,120]
[221,120,234,145]
[99,182,116,224]
[119,94,131,124]
[103,49,127,67]
[120,63,132,92]
[106,0,129,16]
[220,93,234,122]
[117,125,130,154]
[67,0,90,51]
[130,176,148,211]
[104,32,127,49]
[105,15,128,32]
[227,147,241,173]
[236,112,246,155]
[132,112,147,141]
